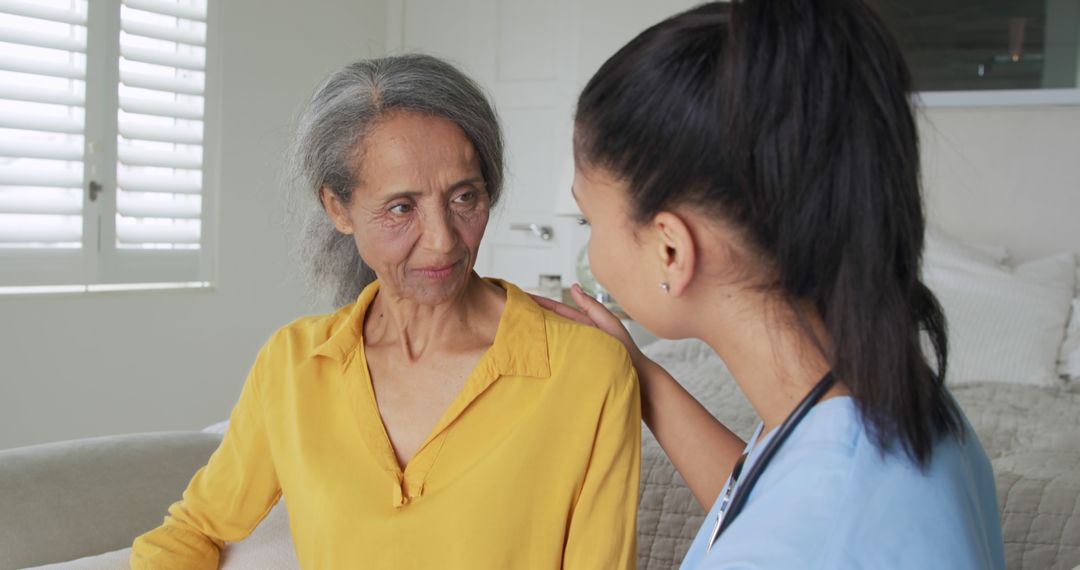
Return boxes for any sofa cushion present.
[0,431,222,569]
[25,498,298,570]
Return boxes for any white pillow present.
[219,499,298,569]
[202,419,230,434]
[925,226,1010,269]
[923,245,1077,387]
[27,500,298,570]
[24,548,129,569]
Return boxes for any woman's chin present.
[401,264,473,305]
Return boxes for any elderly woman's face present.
[322,111,490,305]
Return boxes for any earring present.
[660,282,670,294]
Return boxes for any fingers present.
[529,293,559,311]
[528,293,596,327]
[570,283,641,345]
[569,284,622,328]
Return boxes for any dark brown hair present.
[575,0,960,466]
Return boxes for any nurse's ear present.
[320,187,355,235]
[651,211,697,297]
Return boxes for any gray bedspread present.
[636,339,1080,570]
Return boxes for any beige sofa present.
[0,431,305,570]
[5,339,1080,569]
[0,432,222,569]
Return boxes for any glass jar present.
[575,246,619,310]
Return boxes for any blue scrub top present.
[680,397,1005,569]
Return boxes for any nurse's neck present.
[695,292,849,438]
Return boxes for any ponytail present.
[575,0,960,466]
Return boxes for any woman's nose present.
[419,208,457,253]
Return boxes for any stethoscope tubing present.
[709,371,837,545]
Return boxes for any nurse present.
[536,0,1007,567]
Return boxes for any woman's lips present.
[415,261,458,280]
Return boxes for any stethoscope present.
[706,371,837,552]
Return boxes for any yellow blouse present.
[131,279,641,569]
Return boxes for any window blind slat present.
[116,218,200,244]
[0,167,82,188]
[0,189,81,215]
[118,122,201,144]
[123,0,206,22]
[0,214,81,243]
[0,55,85,79]
[0,26,86,53]
[0,110,82,134]
[119,96,202,120]
[120,44,204,71]
[0,139,82,160]
[120,102,202,123]
[0,84,85,107]
[117,145,201,169]
[0,0,87,25]
[121,19,204,47]
[120,69,203,96]
[117,193,199,219]
[117,172,200,194]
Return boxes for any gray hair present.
[288,54,504,308]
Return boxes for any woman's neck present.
[695,292,846,436]
[365,273,504,361]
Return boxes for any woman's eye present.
[389,203,412,215]
[453,191,476,204]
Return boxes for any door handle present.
[88,180,103,202]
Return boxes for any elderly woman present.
[130,55,640,569]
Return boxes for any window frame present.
[916,88,1080,108]
[0,0,220,293]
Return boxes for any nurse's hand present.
[533,283,744,511]
[529,284,647,368]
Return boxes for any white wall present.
[570,2,1080,265]
[2,0,1076,451]
[566,0,1080,266]
[920,106,1080,260]
[0,0,387,450]
[554,0,1080,280]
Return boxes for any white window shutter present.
[0,0,211,289]
[0,0,88,252]
[114,0,206,253]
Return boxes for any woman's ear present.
[652,211,697,296]
[320,187,354,235]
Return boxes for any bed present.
[636,339,1080,569]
